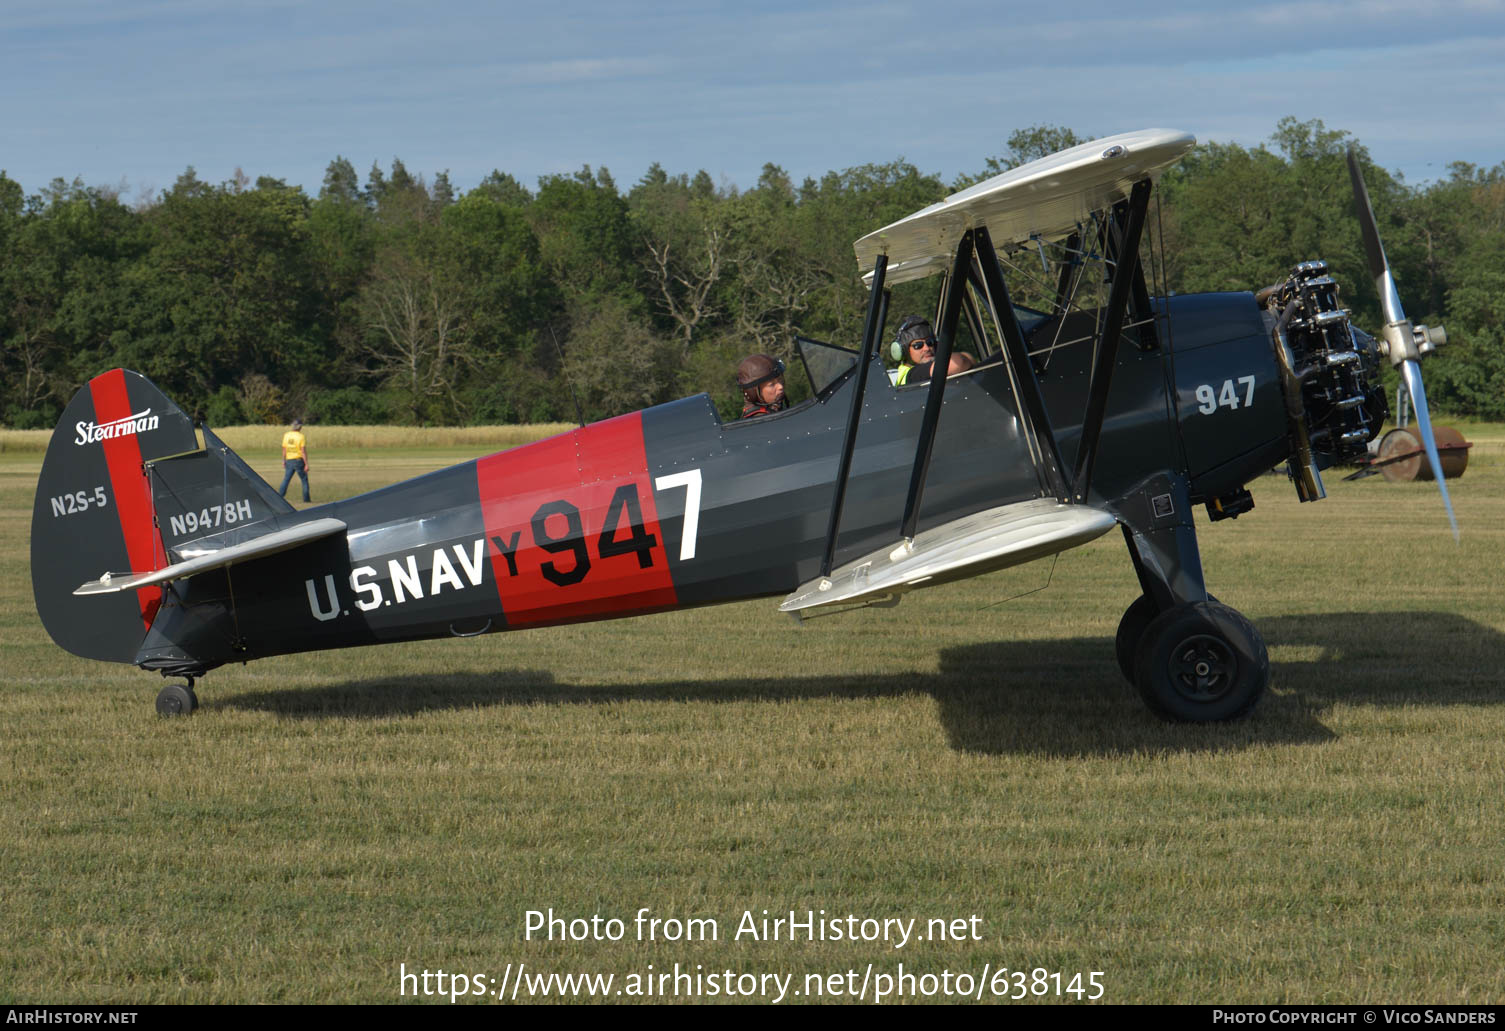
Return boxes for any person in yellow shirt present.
[278,418,311,502]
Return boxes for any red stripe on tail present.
[88,370,164,632]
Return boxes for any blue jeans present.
[278,458,310,502]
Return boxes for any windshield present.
[795,336,859,397]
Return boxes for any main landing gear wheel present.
[155,680,199,717]
[1132,601,1268,722]
[1115,593,1219,684]
[1115,595,1158,683]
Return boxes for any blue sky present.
[4,0,1503,202]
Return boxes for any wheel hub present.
[1170,635,1237,702]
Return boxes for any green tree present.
[629,165,738,356]
[473,171,532,207]
[561,293,679,419]
[792,160,947,343]
[1158,140,1298,294]
[358,242,469,423]
[8,121,1505,428]
[308,161,377,371]
[0,177,144,425]
[1156,119,1395,323]
[319,156,361,205]
[357,188,556,423]
[115,170,322,403]
[1424,169,1505,416]
[443,192,554,344]
[721,164,824,367]
[529,166,643,305]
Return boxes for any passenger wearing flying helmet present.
[891,315,975,386]
[736,353,788,419]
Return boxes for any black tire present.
[1132,601,1268,722]
[155,683,198,717]
[1115,593,1219,684]
[1115,594,1158,684]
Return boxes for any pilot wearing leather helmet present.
[736,354,788,418]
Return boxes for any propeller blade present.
[1347,147,1408,330]
[1347,147,1388,282]
[1399,359,1460,542]
[1348,147,1456,540]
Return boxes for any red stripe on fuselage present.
[476,412,678,627]
[87,370,164,632]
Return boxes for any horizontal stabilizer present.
[780,499,1117,614]
[74,517,347,596]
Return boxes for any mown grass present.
[2,428,1503,1004]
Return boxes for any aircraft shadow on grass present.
[221,611,1501,758]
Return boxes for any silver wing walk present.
[783,134,1181,615]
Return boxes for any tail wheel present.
[1133,602,1268,722]
[155,681,199,717]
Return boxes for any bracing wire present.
[980,553,1059,611]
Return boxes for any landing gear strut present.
[155,677,199,717]
[1117,475,1267,721]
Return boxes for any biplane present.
[31,129,1456,722]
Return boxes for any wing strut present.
[1053,230,1082,312]
[971,225,1071,503]
[819,253,889,578]
[1073,177,1151,503]
[898,231,975,542]
[1101,202,1161,352]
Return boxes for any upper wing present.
[855,128,1194,287]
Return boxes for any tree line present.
[2,118,1501,428]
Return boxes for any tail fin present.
[30,370,289,663]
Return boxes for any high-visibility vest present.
[894,363,914,385]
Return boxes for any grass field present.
[2,425,1503,1004]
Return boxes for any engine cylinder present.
[1265,261,1388,476]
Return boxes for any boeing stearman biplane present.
[32,129,1458,721]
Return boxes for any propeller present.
[1346,147,1459,542]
